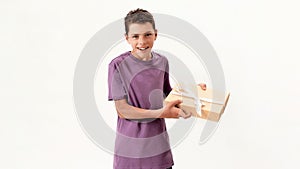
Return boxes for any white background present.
[1,0,300,168]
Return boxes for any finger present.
[203,84,207,90]
[179,110,191,119]
[186,111,192,118]
[198,83,207,90]
[178,110,185,118]
[183,110,192,119]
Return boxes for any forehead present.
[127,22,155,34]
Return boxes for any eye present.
[132,35,138,39]
[145,33,152,37]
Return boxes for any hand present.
[161,100,192,119]
[198,83,207,90]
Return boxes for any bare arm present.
[114,99,191,119]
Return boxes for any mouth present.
[137,47,150,51]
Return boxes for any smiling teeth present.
[138,47,148,50]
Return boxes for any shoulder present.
[152,51,169,63]
[109,51,131,68]
[152,51,169,68]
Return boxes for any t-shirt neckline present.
[128,51,156,65]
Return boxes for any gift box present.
[164,86,230,121]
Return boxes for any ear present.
[154,29,158,40]
[125,33,130,43]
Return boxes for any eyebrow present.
[129,31,154,36]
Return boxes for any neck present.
[131,52,152,61]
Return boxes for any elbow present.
[116,106,129,119]
[114,100,134,119]
[117,110,126,119]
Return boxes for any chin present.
[140,52,151,57]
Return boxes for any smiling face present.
[126,22,157,61]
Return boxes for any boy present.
[108,8,206,169]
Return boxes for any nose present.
[138,36,146,45]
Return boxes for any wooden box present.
[164,86,230,121]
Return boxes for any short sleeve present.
[108,62,127,101]
[163,60,172,97]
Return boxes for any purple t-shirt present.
[108,51,174,169]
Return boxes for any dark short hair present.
[124,8,156,35]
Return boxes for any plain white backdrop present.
[1,0,300,168]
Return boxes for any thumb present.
[169,99,182,107]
